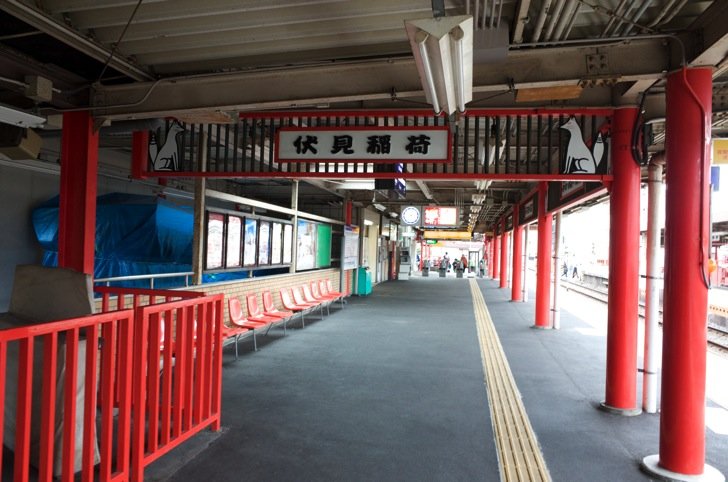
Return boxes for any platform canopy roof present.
[1,0,727,232]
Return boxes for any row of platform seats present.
[223,279,345,359]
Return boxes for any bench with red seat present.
[320,279,345,309]
[292,286,324,320]
[261,290,295,333]
[227,297,271,356]
[246,293,285,335]
[279,288,313,328]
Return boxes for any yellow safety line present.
[470,279,551,482]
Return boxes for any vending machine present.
[399,249,411,280]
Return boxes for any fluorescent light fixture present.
[0,104,46,128]
[415,31,441,114]
[334,180,376,190]
[405,16,473,115]
[472,193,486,204]
[364,219,375,226]
[474,180,492,191]
[373,203,387,212]
[451,26,466,112]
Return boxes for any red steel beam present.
[139,171,613,182]
[239,107,614,119]
[59,111,98,275]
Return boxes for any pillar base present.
[599,401,642,416]
[641,455,725,482]
[531,325,551,330]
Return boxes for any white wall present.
[0,165,60,310]
[0,161,165,311]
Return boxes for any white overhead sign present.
[276,127,450,162]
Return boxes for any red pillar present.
[642,68,722,480]
[345,200,353,225]
[131,130,149,179]
[500,218,509,288]
[58,111,98,275]
[601,106,642,416]
[493,233,500,280]
[488,237,494,278]
[511,205,523,301]
[534,182,551,328]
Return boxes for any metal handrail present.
[94,271,194,289]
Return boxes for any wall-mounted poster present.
[226,215,242,268]
[258,221,271,265]
[271,223,283,264]
[243,218,257,266]
[206,213,224,270]
[296,219,317,270]
[283,224,293,264]
[343,225,360,270]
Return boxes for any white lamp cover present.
[404,15,473,115]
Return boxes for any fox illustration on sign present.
[560,117,605,174]
[149,121,185,171]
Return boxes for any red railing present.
[129,294,224,482]
[0,287,224,482]
[95,286,206,312]
[0,309,135,482]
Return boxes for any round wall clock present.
[401,206,420,225]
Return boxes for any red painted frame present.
[129,294,224,482]
[0,310,135,482]
[274,125,452,163]
[131,107,617,180]
[238,107,614,119]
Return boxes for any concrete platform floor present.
[148,276,728,481]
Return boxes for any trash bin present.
[456,268,464,278]
[422,267,429,277]
[439,268,447,277]
[356,267,372,295]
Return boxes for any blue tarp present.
[32,193,249,288]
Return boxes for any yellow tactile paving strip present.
[470,279,551,482]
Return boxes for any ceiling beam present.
[683,0,728,68]
[41,0,166,13]
[0,0,153,81]
[511,0,532,44]
[91,38,669,119]
[88,0,434,42]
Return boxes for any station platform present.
[148,277,728,481]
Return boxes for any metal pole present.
[493,233,501,279]
[602,106,641,416]
[512,205,523,301]
[642,68,723,481]
[290,180,299,274]
[643,155,664,414]
[552,211,562,329]
[500,218,509,288]
[601,107,642,415]
[522,225,529,302]
[191,129,208,286]
[534,182,552,328]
